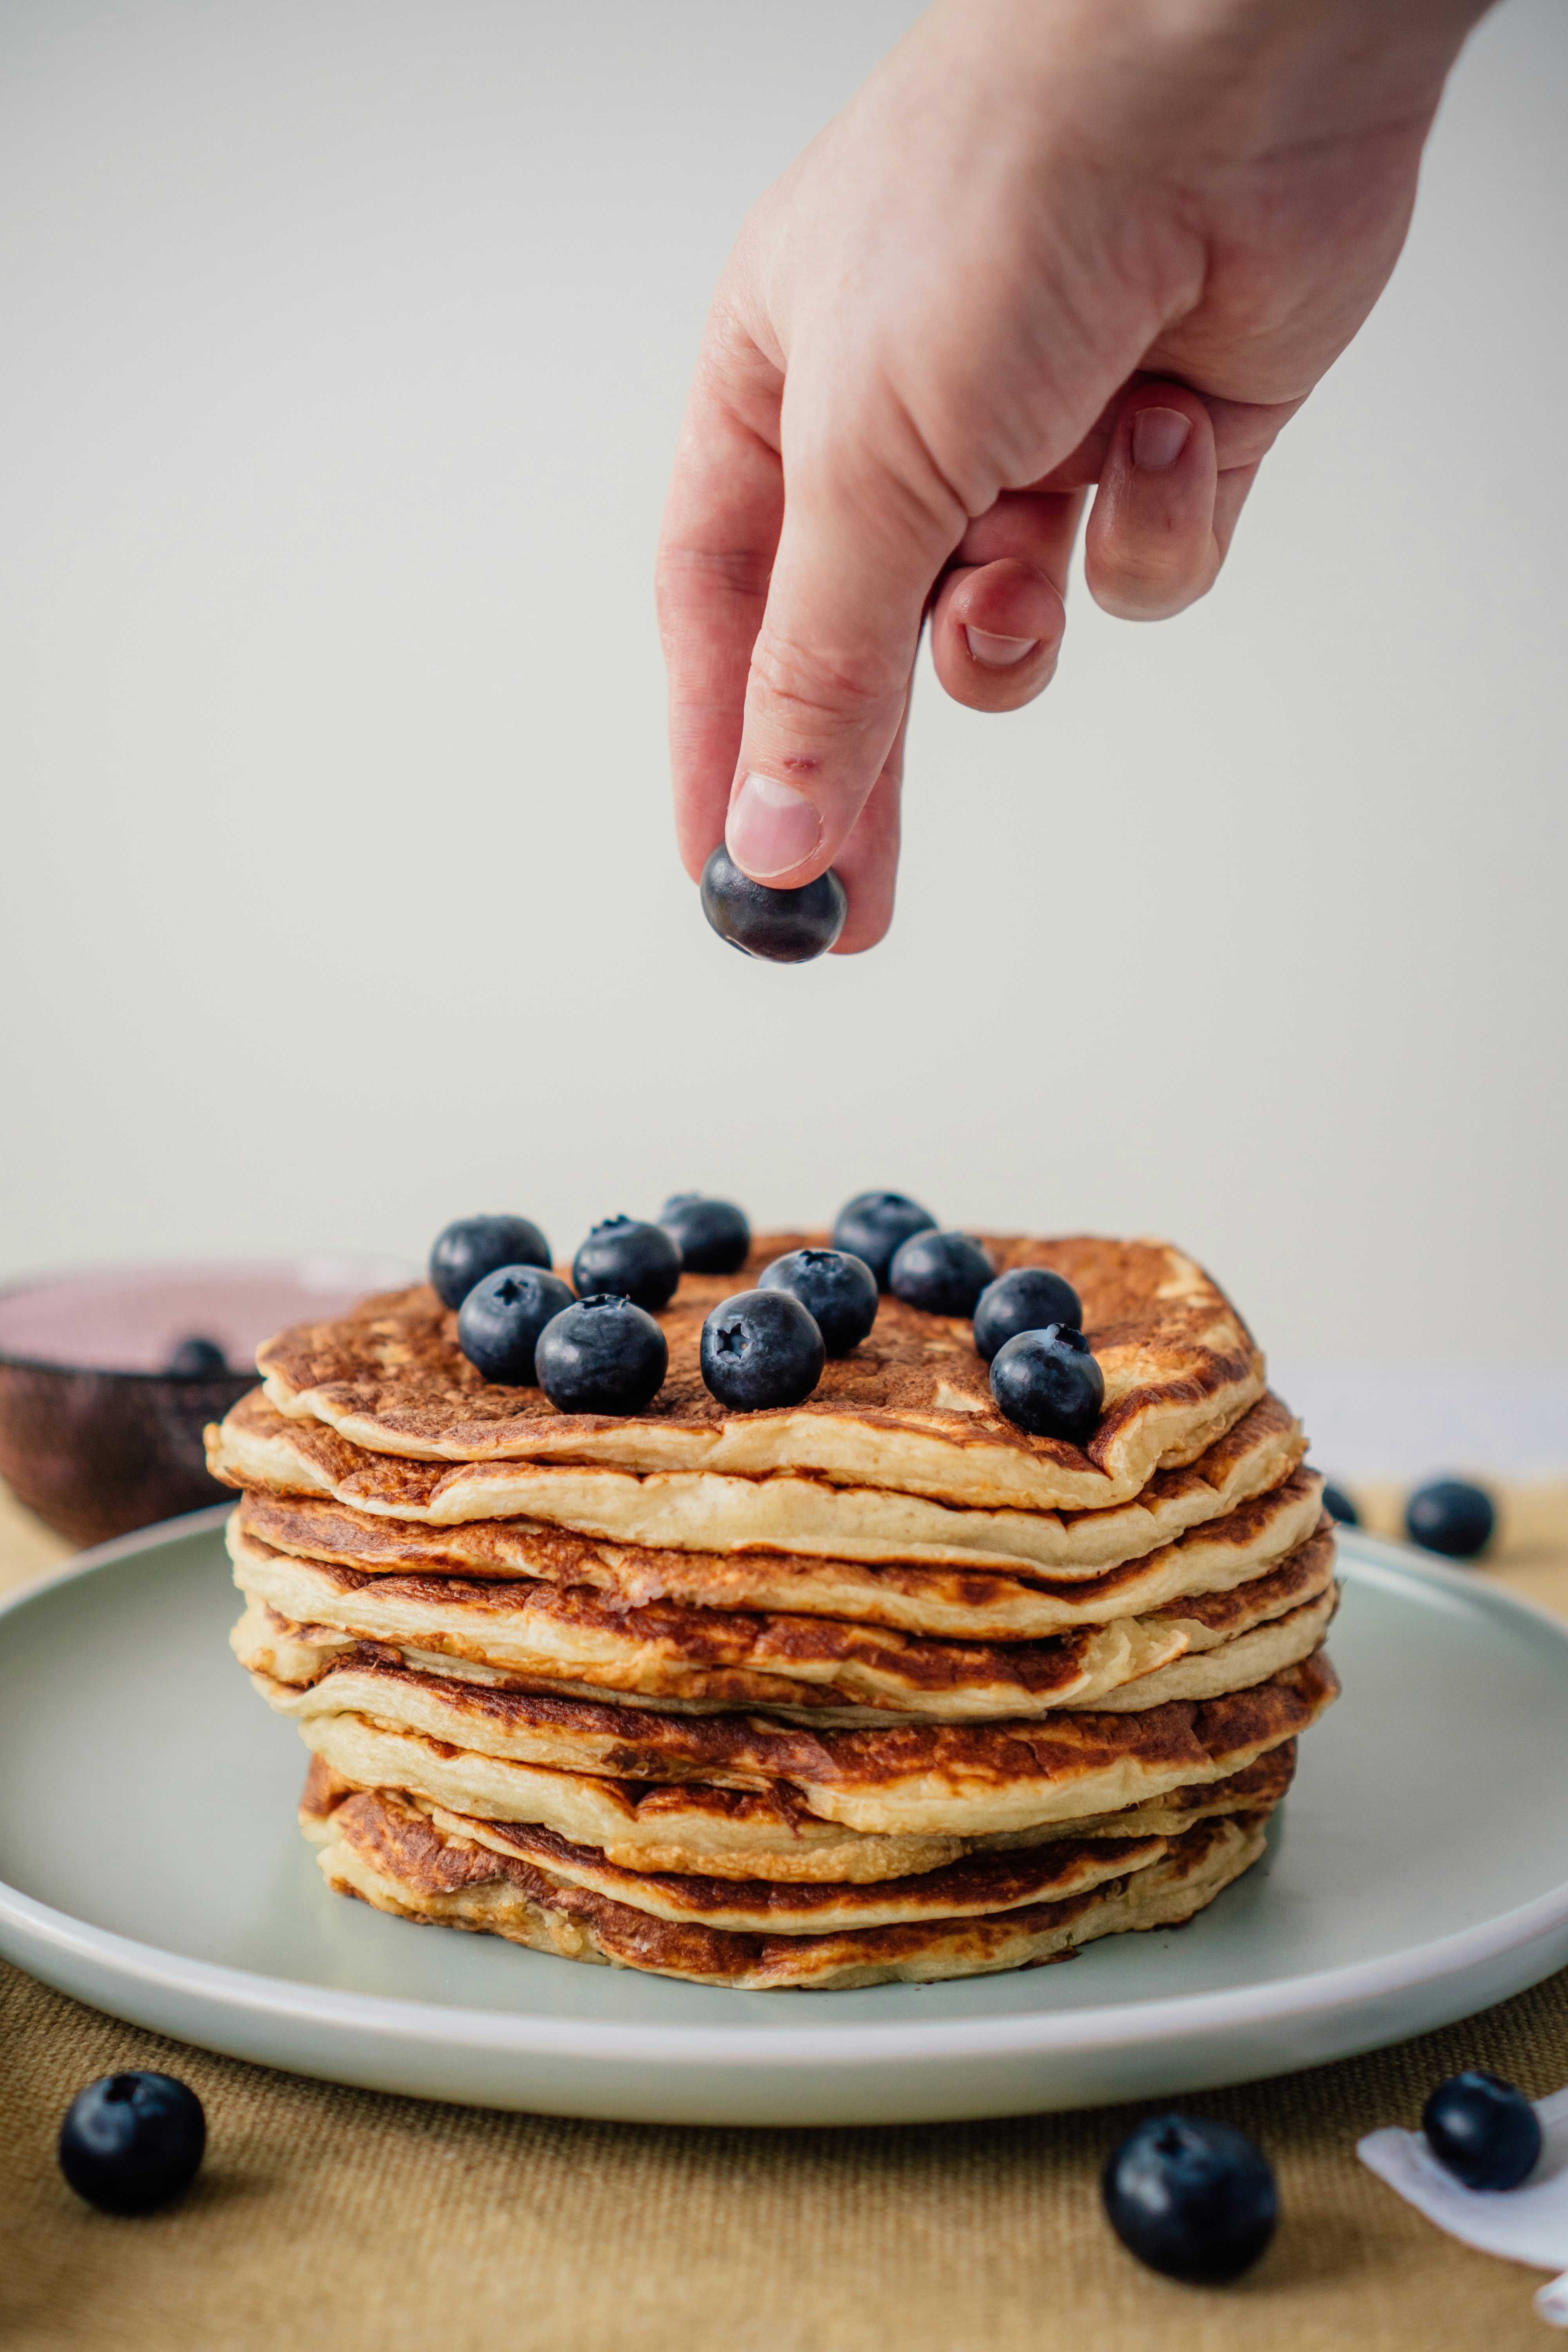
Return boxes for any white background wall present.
[2,0,1564,1372]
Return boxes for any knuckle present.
[657,543,775,609]
[747,627,906,729]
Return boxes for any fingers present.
[829,694,910,955]
[721,399,966,891]
[1082,379,1288,621]
[923,376,1290,715]
[656,330,786,883]
[927,490,1085,712]
[1027,381,1304,494]
[1083,383,1223,619]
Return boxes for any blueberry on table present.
[701,1289,826,1411]
[1321,1483,1359,1528]
[1405,1479,1495,1561]
[660,1194,751,1276]
[534,1296,668,1415]
[989,1324,1104,1444]
[165,1335,229,1378]
[572,1218,682,1313]
[1423,2071,1542,2190]
[830,1192,937,1289]
[971,1266,1084,1363]
[457,1266,575,1385]
[1102,2114,1277,2284]
[700,846,847,963]
[758,1248,878,1356]
[430,1215,552,1310]
[58,2071,206,2216]
[889,1230,995,1319]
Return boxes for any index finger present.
[656,334,786,882]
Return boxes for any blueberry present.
[701,1289,826,1411]
[831,1192,938,1289]
[889,1229,995,1319]
[989,1324,1104,1445]
[1405,1479,1495,1561]
[758,1248,878,1356]
[165,1335,229,1378]
[457,1266,575,1385]
[700,845,847,964]
[660,1194,751,1276]
[430,1215,552,1311]
[1103,2114,1277,2284]
[1321,1483,1359,1528]
[972,1266,1083,1362]
[571,1217,682,1313]
[534,1295,668,1416]
[58,2071,206,2216]
[1423,2070,1541,2191]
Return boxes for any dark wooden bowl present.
[0,1257,413,1550]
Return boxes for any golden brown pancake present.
[310,1789,1269,1988]
[228,1455,1321,1634]
[307,1772,1178,1930]
[432,1809,1199,1934]
[250,1649,1338,1836]
[255,1234,1263,1511]
[207,1389,1305,1577]
[227,1521,1335,1723]
[296,1740,1296,1882]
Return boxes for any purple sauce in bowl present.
[0,1256,413,1548]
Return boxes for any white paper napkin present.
[1359,2087,1568,2325]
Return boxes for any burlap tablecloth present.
[3,1478,1567,2352]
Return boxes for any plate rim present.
[4,1508,1568,2074]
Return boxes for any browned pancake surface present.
[295,1739,1298,1883]
[230,1518,1334,1721]
[254,1234,1263,1510]
[316,1791,1267,1987]
[209,1389,1305,1578]
[230,1448,1319,1636]
[260,1647,1338,1833]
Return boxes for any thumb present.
[724,429,964,887]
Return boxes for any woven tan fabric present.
[2,1477,1567,2352]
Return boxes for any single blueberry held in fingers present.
[1321,1483,1359,1528]
[1405,1479,1495,1561]
[431,1215,552,1310]
[989,1324,1104,1445]
[701,1289,826,1411]
[758,1248,878,1356]
[535,1296,668,1416]
[165,1335,229,1378]
[457,1266,575,1385]
[660,1194,751,1276]
[572,1217,682,1314]
[889,1229,995,1319]
[831,1192,937,1289]
[972,1266,1083,1362]
[1422,2071,1542,2191]
[59,2071,206,2216]
[1103,2114,1277,2283]
[700,846,848,963]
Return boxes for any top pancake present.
[258,1233,1264,1513]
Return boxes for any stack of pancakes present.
[207,1233,1339,1992]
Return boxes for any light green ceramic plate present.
[1,1510,1566,2126]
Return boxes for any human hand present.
[657,0,1488,950]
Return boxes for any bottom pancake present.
[309,1786,1270,1989]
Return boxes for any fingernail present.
[726,772,822,878]
[965,626,1038,668]
[1131,407,1192,472]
